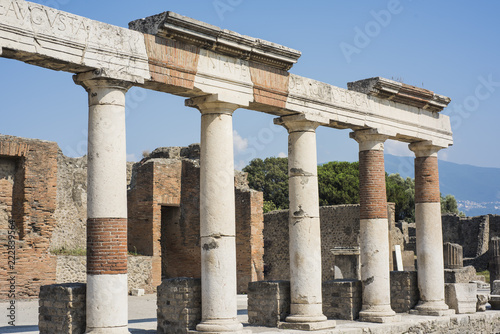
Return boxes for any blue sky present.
[1,0,499,169]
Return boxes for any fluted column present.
[350,129,398,323]
[185,95,243,333]
[74,72,132,334]
[275,115,335,331]
[409,141,454,316]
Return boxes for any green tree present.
[317,161,359,206]
[386,173,415,222]
[243,157,289,211]
[441,194,464,216]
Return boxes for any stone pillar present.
[275,115,335,331]
[185,95,242,333]
[350,129,397,323]
[409,141,453,316]
[74,72,133,334]
[443,242,463,269]
[489,237,500,283]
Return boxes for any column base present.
[278,320,336,331]
[410,301,455,316]
[85,327,129,334]
[359,305,400,323]
[195,319,244,333]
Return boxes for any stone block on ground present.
[157,278,201,334]
[322,279,361,320]
[38,283,86,334]
[445,283,477,314]
[248,280,290,327]
[444,265,477,283]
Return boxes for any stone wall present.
[247,280,290,327]
[442,214,489,259]
[322,280,362,320]
[0,136,58,300]
[390,271,419,313]
[55,255,155,294]
[157,278,201,334]
[39,283,86,334]
[51,152,87,251]
[264,204,399,282]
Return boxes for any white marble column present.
[409,141,454,316]
[186,95,243,333]
[74,72,132,334]
[350,130,398,323]
[275,115,335,331]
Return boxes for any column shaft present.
[275,115,335,331]
[75,74,132,334]
[187,97,243,333]
[287,126,325,322]
[351,130,396,323]
[410,142,453,316]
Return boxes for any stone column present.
[443,242,463,270]
[489,237,500,284]
[185,95,243,333]
[275,115,335,331]
[74,72,133,334]
[409,141,454,316]
[350,129,397,323]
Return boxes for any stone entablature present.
[1,1,453,149]
[128,11,301,71]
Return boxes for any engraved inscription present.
[199,49,250,81]
[289,74,369,109]
[0,0,89,35]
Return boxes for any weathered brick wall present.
[128,146,264,293]
[235,188,264,293]
[161,159,200,279]
[0,136,58,300]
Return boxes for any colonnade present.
[75,73,451,332]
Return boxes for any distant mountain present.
[384,154,500,216]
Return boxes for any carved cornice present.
[347,77,451,112]
[129,11,301,71]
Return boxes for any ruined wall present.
[442,214,489,258]
[264,204,398,282]
[264,205,361,282]
[51,152,87,251]
[127,145,264,293]
[0,136,58,300]
[235,188,264,293]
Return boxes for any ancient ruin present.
[6,1,500,333]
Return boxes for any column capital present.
[73,68,142,91]
[185,94,240,115]
[409,141,443,158]
[350,129,389,152]
[274,113,328,133]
